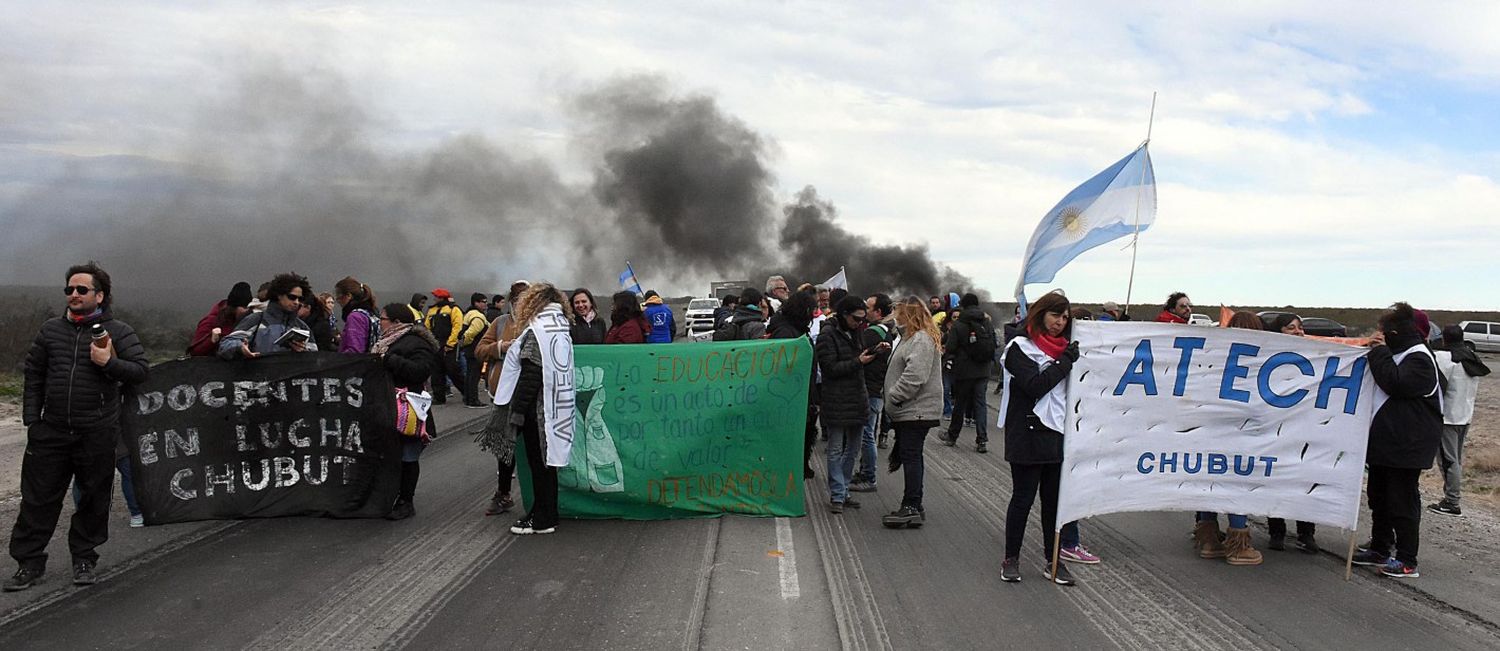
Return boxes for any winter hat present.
[1412,308,1431,340]
[431,288,452,300]
[227,282,253,309]
[960,293,980,308]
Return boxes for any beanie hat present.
[960,293,980,308]
[1413,308,1431,340]
[227,282,253,309]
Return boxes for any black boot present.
[882,505,924,529]
[388,461,420,520]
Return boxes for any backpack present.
[964,318,998,363]
[712,319,745,342]
[427,304,456,344]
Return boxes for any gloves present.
[1061,341,1080,363]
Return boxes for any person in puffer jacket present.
[8,262,149,592]
[1352,303,1443,579]
[816,295,875,513]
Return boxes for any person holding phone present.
[816,295,877,513]
[218,272,319,359]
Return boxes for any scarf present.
[371,322,411,355]
[1156,310,1187,324]
[996,336,1067,434]
[493,304,576,467]
[1027,325,1068,360]
[69,308,103,323]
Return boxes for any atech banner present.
[520,338,812,519]
[123,353,399,524]
[1057,322,1378,529]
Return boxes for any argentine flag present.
[1014,143,1155,311]
[618,262,643,296]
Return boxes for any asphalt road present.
[1,405,1498,650]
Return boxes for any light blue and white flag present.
[618,262,643,296]
[1014,143,1155,312]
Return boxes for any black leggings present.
[496,456,515,496]
[1005,462,1060,560]
[521,417,559,528]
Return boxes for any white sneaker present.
[129,514,144,528]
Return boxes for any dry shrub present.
[1468,446,1500,475]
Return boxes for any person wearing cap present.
[1097,301,1125,321]
[642,290,676,344]
[459,293,491,407]
[425,288,467,405]
[187,282,253,356]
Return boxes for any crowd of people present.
[6,263,1488,592]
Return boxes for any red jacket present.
[187,300,238,356]
[605,317,651,344]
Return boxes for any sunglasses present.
[64,285,95,296]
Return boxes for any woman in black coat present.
[374,303,442,520]
[569,288,607,345]
[999,290,1080,586]
[815,295,876,513]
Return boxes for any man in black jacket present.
[850,294,894,492]
[6,262,149,591]
[941,294,997,453]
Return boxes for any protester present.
[768,288,820,479]
[1352,303,1443,579]
[334,277,380,354]
[187,282,253,356]
[301,288,337,351]
[218,273,319,358]
[1191,311,1265,566]
[879,297,944,528]
[714,287,767,341]
[1097,301,1124,321]
[606,290,652,344]
[473,281,534,517]
[643,290,676,343]
[459,293,491,407]
[372,303,440,520]
[1069,307,1093,321]
[940,293,996,453]
[1430,325,1491,517]
[850,293,895,493]
[569,288,607,345]
[713,294,738,331]
[489,283,574,535]
[1156,292,1191,324]
[999,290,1083,585]
[424,288,466,405]
[765,275,790,312]
[817,288,832,317]
[7,262,149,591]
[485,294,506,322]
[818,295,876,514]
[408,293,427,322]
[1260,312,1319,553]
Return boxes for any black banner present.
[123,353,399,524]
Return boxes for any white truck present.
[684,298,720,341]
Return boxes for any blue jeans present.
[825,425,861,503]
[1196,512,1248,529]
[856,396,883,483]
[941,371,953,417]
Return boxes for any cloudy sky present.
[2,1,1497,309]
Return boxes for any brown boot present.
[1224,527,1264,566]
[1193,520,1226,559]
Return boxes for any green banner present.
[518,338,812,519]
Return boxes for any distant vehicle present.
[1460,321,1500,352]
[1300,317,1347,338]
[709,281,749,300]
[1255,311,1297,328]
[1188,313,1215,326]
[684,298,720,341]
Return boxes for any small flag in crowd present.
[1013,143,1156,311]
[822,266,848,291]
[619,262,643,296]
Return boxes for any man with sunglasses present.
[218,272,320,358]
[7,262,149,592]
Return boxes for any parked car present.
[1255,311,1297,328]
[1460,321,1500,353]
[1188,313,1216,326]
[684,298,719,341]
[1300,317,1347,338]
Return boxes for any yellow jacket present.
[460,309,489,347]
[425,303,464,349]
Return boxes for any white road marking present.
[775,517,801,600]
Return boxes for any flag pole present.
[1121,91,1156,318]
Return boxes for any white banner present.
[1056,322,1380,530]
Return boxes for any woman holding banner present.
[768,289,821,479]
[374,303,441,521]
[1191,311,1265,566]
[1261,313,1320,554]
[879,298,944,528]
[999,290,1085,585]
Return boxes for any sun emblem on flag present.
[1059,207,1087,237]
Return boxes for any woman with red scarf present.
[1156,292,1192,324]
[998,290,1084,586]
